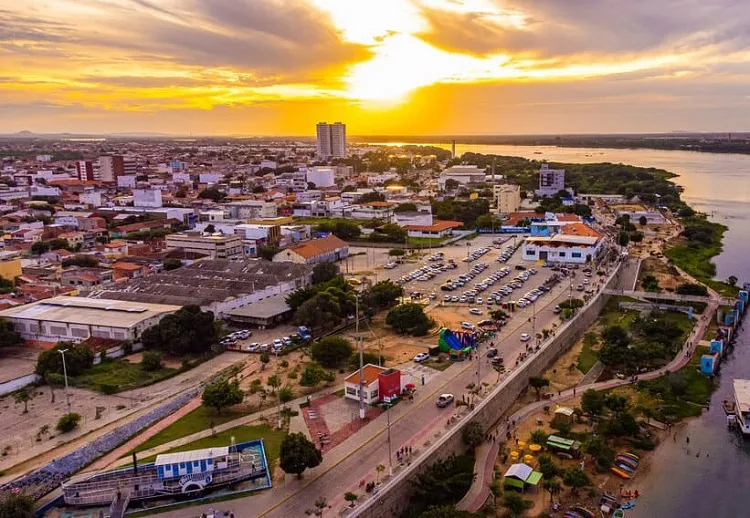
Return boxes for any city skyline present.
[3,0,750,135]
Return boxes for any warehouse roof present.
[228,295,291,320]
[0,296,180,328]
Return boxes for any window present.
[572,252,582,258]
[558,252,566,257]
[370,389,379,399]
[346,387,357,395]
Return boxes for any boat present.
[613,510,625,518]
[733,379,750,435]
[611,468,631,479]
[620,451,640,461]
[572,506,594,518]
[614,462,635,474]
[616,456,638,469]
[62,442,268,510]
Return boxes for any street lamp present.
[59,348,71,413]
[383,397,394,476]
[275,350,282,430]
[356,295,365,420]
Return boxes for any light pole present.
[356,295,365,420]
[385,398,393,476]
[275,350,282,429]
[59,348,71,413]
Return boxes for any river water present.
[373,142,750,517]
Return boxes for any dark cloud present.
[418,0,750,58]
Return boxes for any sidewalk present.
[458,281,719,512]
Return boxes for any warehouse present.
[0,296,181,343]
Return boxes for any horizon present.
[3,1,750,134]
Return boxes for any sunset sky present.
[2,0,749,135]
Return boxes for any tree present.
[202,378,243,414]
[411,454,475,512]
[629,231,644,243]
[258,245,280,261]
[45,372,64,403]
[386,303,434,336]
[461,421,484,451]
[163,258,183,271]
[642,274,659,292]
[676,283,708,296]
[529,428,548,445]
[562,466,590,494]
[141,305,217,356]
[502,491,532,517]
[543,478,561,505]
[537,454,560,479]
[529,376,550,400]
[141,350,162,372]
[490,309,509,320]
[445,179,459,191]
[604,393,629,413]
[0,318,22,348]
[31,241,51,255]
[728,275,738,287]
[638,215,648,226]
[266,374,281,395]
[294,293,342,330]
[198,188,225,202]
[332,220,361,240]
[389,248,406,257]
[279,432,322,478]
[344,492,358,508]
[260,352,270,365]
[311,336,353,368]
[359,191,386,203]
[601,326,630,348]
[617,231,630,247]
[363,280,403,309]
[0,492,34,518]
[300,362,334,387]
[279,385,294,407]
[61,255,99,268]
[312,262,339,284]
[204,224,216,234]
[36,342,94,377]
[581,389,606,416]
[13,388,31,414]
[56,412,81,433]
[394,203,417,213]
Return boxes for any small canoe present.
[613,510,625,518]
[617,454,639,465]
[616,456,639,470]
[621,502,636,510]
[615,461,636,473]
[622,452,640,461]
[611,466,632,479]
[572,507,594,518]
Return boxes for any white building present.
[536,163,566,197]
[133,188,163,208]
[305,166,336,188]
[36,155,53,162]
[199,172,223,185]
[316,122,347,158]
[296,190,324,203]
[79,191,102,207]
[438,165,486,190]
[367,173,398,185]
[275,172,308,192]
[522,222,604,264]
[494,184,521,214]
[171,172,191,184]
[0,296,180,343]
[117,175,137,188]
[225,200,278,220]
[165,233,244,259]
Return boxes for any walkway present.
[458,276,720,512]
[603,289,714,304]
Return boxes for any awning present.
[504,478,525,490]
[525,471,543,486]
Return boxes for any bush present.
[676,283,708,296]
[300,362,335,387]
[56,412,81,433]
[36,342,94,377]
[141,350,162,372]
[311,337,353,368]
[385,304,435,336]
[99,383,118,395]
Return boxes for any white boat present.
[733,380,750,435]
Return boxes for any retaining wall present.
[352,260,624,517]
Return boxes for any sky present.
[2,0,750,135]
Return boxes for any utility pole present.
[59,348,71,413]
[357,295,365,420]
[275,350,282,429]
[386,398,393,476]
[532,299,537,345]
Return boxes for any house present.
[438,165,486,190]
[273,234,349,265]
[405,220,463,239]
[522,222,605,264]
[343,364,403,405]
[112,261,147,280]
[60,267,114,290]
[41,248,75,265]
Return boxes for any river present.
[372,142,750,517]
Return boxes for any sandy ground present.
[0,346,40,383]
[637,257,689,292]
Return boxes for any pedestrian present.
[573,387,576,396]
[515,437,519,445]
[673,433,677,442]
[686,436,690,444]
[409,446,412,455]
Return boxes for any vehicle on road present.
[553,305,562,314]
[436,394,455,408]
[461,321,476,330]
[491,356,504,366]
[469,308,483,315]
[247,342,260,352]
[520,333,531,342]
[486,348,498,358]
[414,352,430,362]
[577,284,585,291]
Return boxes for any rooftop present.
[734,379,750,411]
[285,234,347,260]
[0,296,180,328]
[155,446,230,466]
[405,220,463,232]
[345,363,388,386]
[228,294,291,319]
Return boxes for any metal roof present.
[734,379,750,410]
[504,463,533,481]
[155,446,229,466]
[228,294,291,319]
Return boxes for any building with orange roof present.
[344,364,404,405]
[522,219,605,264]
[272,234,348,265]
[405,220,463,238]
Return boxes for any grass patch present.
[131,405,254,455]
[423,359,452,371]
[73,359,177,393]
[405,236,449,246]
[599,298,639,328]
[333,388,345,398]
[577,333,599,374]
[137,425,286,467]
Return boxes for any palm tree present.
[13,388,31,414]
[375,464,386,484]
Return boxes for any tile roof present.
[288,234,348,259]
[560,222,602,238]
[405,220,463,232]
[345,364,388,385]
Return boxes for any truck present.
[298,326,312,341]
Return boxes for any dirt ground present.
[637,257,689,292]
[339,313,430,365]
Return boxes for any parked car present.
[414,352,430,363]
[461,321,476,330]
[520,333,531,342]
[486,348,498,358]
[469,308,483,315]
[436,393,455,408]
[247,342,260,352]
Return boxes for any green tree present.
[543,478,561,505]
[411,454,475,512]
[36,342,94,377]
[163,258,183,271]
[461,421,484,451]
[529,428,548,445]
[389,248,406,257]
[359,191,386,203]
[266,374,281,395]
[529,376,550,400]
[56,412,81,433]
[13,388,31,414]
[617,231,630,247]
[258,245,280,261]
[581,389,606,416]
[312,262,339,284]
[31,241,51,255]
[61,255,99,268]
[279,385,294,407]
[311,336,353,368]
[202,378,244,414]
[344,492,358,508]
[642,274,659,292]
[363,280,403,309]
[445,179,459,191]
[604,393,629,413]
[562,466,590,495]
[332,220,361,240]
[638,215,648,226]
[601,326,630,347]
[279,432,322,478]
[537,454,560,479]
[141,350,162,372]
[0,492,35,518]
[386,303,434,336]
[728,275,738,287]
[0,318,22,348]
[140,305,217,356]
[502,491,532,517]
[204,224,216,234]
[629,231,644,243]
[294,292,342,329]
[676,283,708,296]
[198,188,225,202]
[394,203,418,213]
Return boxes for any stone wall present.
[352,261,623,518]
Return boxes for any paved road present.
[154,248,617,518]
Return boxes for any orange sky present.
[2,0,749,135]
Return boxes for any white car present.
[520,333,531,342]
[436,393,455,408]
[469,308,483,315]
[461,321,476,330]
[413,352,430,362]
[247,342,260,352]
